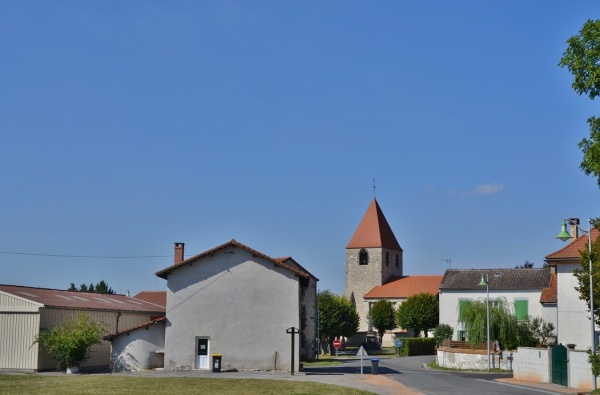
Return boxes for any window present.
[458,299,471,321]
[514,299,528,321]
[386,251,389,266]
[490,299,503,309]
[457,330,466,341]
[395,253,400,268]
[359,249,368,265]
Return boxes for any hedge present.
[397,337,437,356]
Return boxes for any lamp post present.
[478,274,490,371]
[556,217,595,390]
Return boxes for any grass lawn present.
[0,375,374,395]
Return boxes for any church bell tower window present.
[386,251,389,266]
[395,253,400,268]
[359,249,369,265]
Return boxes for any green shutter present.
[515,300,528,321]
[459,300,468,321]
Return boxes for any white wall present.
[164,247,300,371]
[556,264,597,349]
[110,322,165,372]
[512,347,598,392]
[569,349,599,391]
[439,289,546,342]
[512,347,550,383]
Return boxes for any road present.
[304,355,569,395]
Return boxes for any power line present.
[0,251,170,259]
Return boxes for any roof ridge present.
[156,240,314,280]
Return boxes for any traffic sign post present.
[356,345,368,374]
[333,338,341,357]
[394,339,403,356]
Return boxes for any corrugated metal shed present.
[0,285,165,371]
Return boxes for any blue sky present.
[1,1,599,296]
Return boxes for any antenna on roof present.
[441,258,451,269]
[373,179,376,197]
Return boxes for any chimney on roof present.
[570,220,580,240]
[174,242,185,265]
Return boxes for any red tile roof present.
[0,284,165,314]
[545,228,599,263]
[364,275,442,299]
[104,316,166,340]
[540,273,557,304]
[347,198,402,251]
[156,239,314,280]
[133,291,167,308]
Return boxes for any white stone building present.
[107,240,318,372]
[438,268,555,343]
[545,225,600,350]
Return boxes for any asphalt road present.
[304,355,570,395]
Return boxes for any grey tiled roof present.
[439,268,552,290]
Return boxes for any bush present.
[433,324,453,347]
[397,337,437,356]
[35,311,107,370]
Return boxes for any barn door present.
[551,344,568,386]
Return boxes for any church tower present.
[344,197,403,332]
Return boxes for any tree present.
[559,19,600,187]
[318,290,360,354]
[396,292,439,337]
[459,299,539,350]
[433,323,454,347]
[527,316,556,346]
[573,234,600,327]
[94,280,115,294]
[368,299,396,343]
[35,312,107,371]
[68,280,115,294]
[515,260,534,269]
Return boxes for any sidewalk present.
[495,377,589,394]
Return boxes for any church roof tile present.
[346,198,402,251]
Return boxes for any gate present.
[551,344,568,386]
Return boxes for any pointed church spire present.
[346,198,402,251]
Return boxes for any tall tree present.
[559,19,600,187]
[369,299,396,343]
[318,290,360,354]
[396,292,439,337]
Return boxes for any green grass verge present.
[302,358,343,367]
[0,375,374,395]
[426,361,510,373]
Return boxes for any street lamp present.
[478,274,490,371]
[556,217,595,390]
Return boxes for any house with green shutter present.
[438,268,555,342]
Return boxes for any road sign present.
[356,345,368,356]
[333,339,342,349]
[395,339,403,348]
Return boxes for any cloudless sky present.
[2,1,599,296]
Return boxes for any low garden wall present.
[500,346,598,392]
[436,341,507,370]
